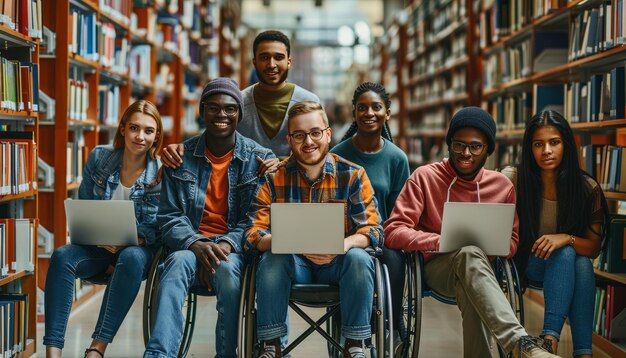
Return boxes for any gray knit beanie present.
[200,77,243,118]
[446,106,496,155]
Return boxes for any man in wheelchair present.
[245,101,383,358]
[143,78,276,358]
[384,107,560,358]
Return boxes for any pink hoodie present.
[384,158,519,262]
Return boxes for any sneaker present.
[259,339,282,358]
[343,339,365,358]
[511,336,561,358]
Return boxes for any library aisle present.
[35,287,612,357]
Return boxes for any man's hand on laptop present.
[190,241,230,274]
[98,245,120,254]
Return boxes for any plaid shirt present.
[245,153,383,264]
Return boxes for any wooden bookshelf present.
[36,0,241,322]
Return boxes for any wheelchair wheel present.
[495,258,524,358]
[402,252,422,358]
[239,259,260,358]
[326,309,342,358]
[142,248,197,358]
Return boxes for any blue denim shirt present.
[158,131,275,253]
[78,145,162,246]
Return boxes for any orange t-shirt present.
[198,148,234,238]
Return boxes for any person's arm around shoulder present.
[383,171,440,252]
[244,176,274,252]
[346,168,383,252]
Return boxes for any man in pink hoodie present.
[384,107,559,358]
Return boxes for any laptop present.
[65,200,138,246]
[271,203,345,255]
[437,202,515,256]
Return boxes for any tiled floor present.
[35,286,612,357]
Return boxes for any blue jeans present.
[256,249,374,341]
[526,245,595,356]
[43,244,153,348]
[144,250,244,358]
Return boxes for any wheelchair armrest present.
[364,246,383,257]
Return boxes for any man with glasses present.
[245,101,383,358]
[383,107,560,358]
[144,78,275,358]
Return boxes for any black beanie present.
[446,106,496,155]
[200,77,243,118]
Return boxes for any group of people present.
[42,30,606,358]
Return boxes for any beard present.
[294,142,329,167]
[256,68,289,87]
[449,149,488,180]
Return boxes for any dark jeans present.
[382,247,405,332]
[43,244,153,349]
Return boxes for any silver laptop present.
[437,202,515,256]
[271,203,345,255]
[65,200,138,246]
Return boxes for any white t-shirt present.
[111,182,132,201]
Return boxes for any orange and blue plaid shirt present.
[245,153,383,264]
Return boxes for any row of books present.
[0,58,39,113]
[66,142,87,185]
[0,218,36,277]
[98,84,121,127]
[409,69,467,106]
[409,34,467,80]
[592,284,626,342]
[0,0,42,39]
[580,144,626,194]
[100,0,132,26]
[407,0,466,56]
[569,1,626,62]
[129,45,151,84]
[0,293,30,357]
[593,215,626,273]
[68,79,90,122]
[485,91,532,130]
[565,66,625,123]
[0,131,37,196]
[479,0,566,48]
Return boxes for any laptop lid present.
[65,200,138,246]
[438,202,515,256]
[270,203,345,255]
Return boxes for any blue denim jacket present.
[158,131,275,253]
[78,145,162,246]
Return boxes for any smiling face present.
[448,127,489,180]
[531,125,564,173]
[354,90,390,136]
[202,93,240,139]
[287,110,331,168]
[252,41,291,89]
[121,113,158,157]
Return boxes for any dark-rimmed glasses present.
[450,140,486,156]
[289,127,329,143]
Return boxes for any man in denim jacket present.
[144,78,275,358]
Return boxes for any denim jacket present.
[78,145,162,246]
[158,131,275,253]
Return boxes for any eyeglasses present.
[203,104,239,117]
[289,127,329,143]
[450,140,486,156]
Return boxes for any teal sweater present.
[330,137,410,221]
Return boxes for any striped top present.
[245,153,383,264]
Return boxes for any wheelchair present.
[395,250,524,358]
[142,246,232,358]
[238,247,394,358]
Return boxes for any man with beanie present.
[144,78,275,358]
[384,107,560,358]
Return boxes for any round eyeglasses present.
[203,104,239,117]
[289,127,329,143]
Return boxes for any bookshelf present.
[476,0,626,355]
[381,0,480,169]
[36,0,241,323]
[0,1,42,356]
